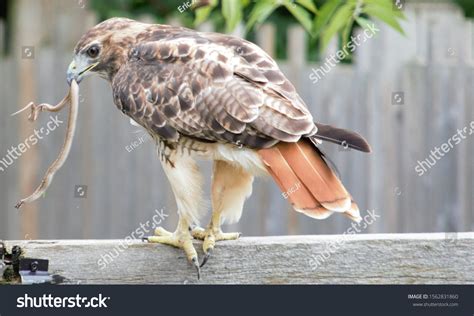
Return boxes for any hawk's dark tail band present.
[310,122,372,153]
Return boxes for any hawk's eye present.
[87,45,100,58]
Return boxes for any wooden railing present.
[2,233,473,284]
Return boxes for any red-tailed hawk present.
[67,18,371,277]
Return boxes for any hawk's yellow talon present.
[191,227,241,267]
[146,221,199,278]
[147,234,197,263]
[154,227,172,236]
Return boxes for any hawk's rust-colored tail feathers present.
[258,139,362,222]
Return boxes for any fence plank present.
[255,24,275,58]
[3,233,473,284]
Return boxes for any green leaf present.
[355,16,373,31]
[246,0,280,32]
[321,3,354,50]
[313,0,342,38]
[241,0,251,8]
[341,16,354,47]
[194,0,218,27]
[222,0,243,33]
[194,7,213,26]
[364,3,405,35]
[364,0,406,18]
[284,1,314,34]
[296,0,318,14]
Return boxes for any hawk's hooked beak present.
[66,58,99,86]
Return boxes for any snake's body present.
[14,80,79,209]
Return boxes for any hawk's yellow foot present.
[143,224,201,279]
[191,226,241,267]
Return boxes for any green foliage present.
[454,0,474,18]
[245,0,280,32]
[194,0,218,26]
[90,0,405,50]
[195,0,406,53]
[221,0,244,33]
[319,2,354,50]
[239,0,404,49]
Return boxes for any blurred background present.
[0,0,472,240]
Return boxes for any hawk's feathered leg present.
[192,160,253,267]
[145,149,206,278]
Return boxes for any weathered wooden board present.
[3,233,473,284]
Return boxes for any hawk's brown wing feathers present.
[112,31,315,148]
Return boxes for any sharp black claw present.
[192,257,201,280]
[200,248,212,268]
[141,237,149,242]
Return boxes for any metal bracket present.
[19,258,52,284]
[0,241,52,284]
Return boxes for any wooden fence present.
[0,0,473,240]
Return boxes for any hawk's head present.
[67,17,146,85]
